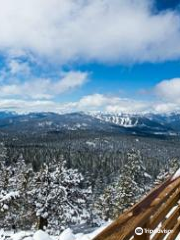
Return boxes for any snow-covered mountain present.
[91,112,180,129]
[90,112,180,135]
[0,111,179,136]
[91,113,140,127]
[0,112,123,134]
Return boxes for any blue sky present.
[1,0,180,113]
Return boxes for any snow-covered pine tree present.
[113,150,152,216]
[31,157,91,233]
[0,152,34,230]
[94,183,117,221]
[169,158,180,175]
[11,154,34,229]
[0,143,19,230]
[154,168,169,185]
[154,157,180,185]
[0,143,9,191]
[95,150,152,220]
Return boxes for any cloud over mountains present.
[0,0,180,64]
[0,0,180,113]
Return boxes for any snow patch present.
[4,222,112,240]
[11,231,32,240]
[0,191,19,203]
[86,141,96,147]
[92,113,139,127]
[59,228,75,240]
[33,230,52,240]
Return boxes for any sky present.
[1,0,180,114]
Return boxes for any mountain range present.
[0,111,179,137]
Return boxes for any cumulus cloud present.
[8,60,31,75]
[0,99,59,113]
[1,93,178,114]
[155,78,180,103]
[0,0,180,64]
[73,94,150,113]
[153,102,179,113]
[0,71,88,99]
[73,90,180,114]
[1,78,180,113]
[59,93,180,114]
[76,94,120,108]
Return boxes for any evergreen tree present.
[94,183,117,221]
[169,158,180,175]
[0,152,34,230]
[30,158,91,233]
[154,168,169,185]
[96,150,152,220]
[154,157,180,185]
[0,143,9,191]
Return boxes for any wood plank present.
[134,223,150,240]
[92,177,180,240]
[134,233,149,240]
[152,205,180,240]
[165,222,180,240]
[148,188,180,230]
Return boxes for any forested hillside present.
[0,112,180,235]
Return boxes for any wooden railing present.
[92,176,180,240]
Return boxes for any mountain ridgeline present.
[0,111,179,137]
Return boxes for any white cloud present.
[8,60,31,75]
[74,94,150,113]
[53,71,89,95]
[67,93,180,114]
[0,99,58,113]
[0,0,180,64]
[1,93,180,114]
[155,78,180,103]
[0,71,88,99]
[0,59,32,83]
[153,102,179,114]
[77,94,117,108]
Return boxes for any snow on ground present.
[59,229,74,240]
[33,230,52,240]
[2,221,179,240]
[1,221,112,240]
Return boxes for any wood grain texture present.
[92,176,180,240]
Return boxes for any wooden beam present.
[165,222,180,240]
[134,223,150,240]
[152,205,180,240]
[148,188,180,230]
[92,177,180,240]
